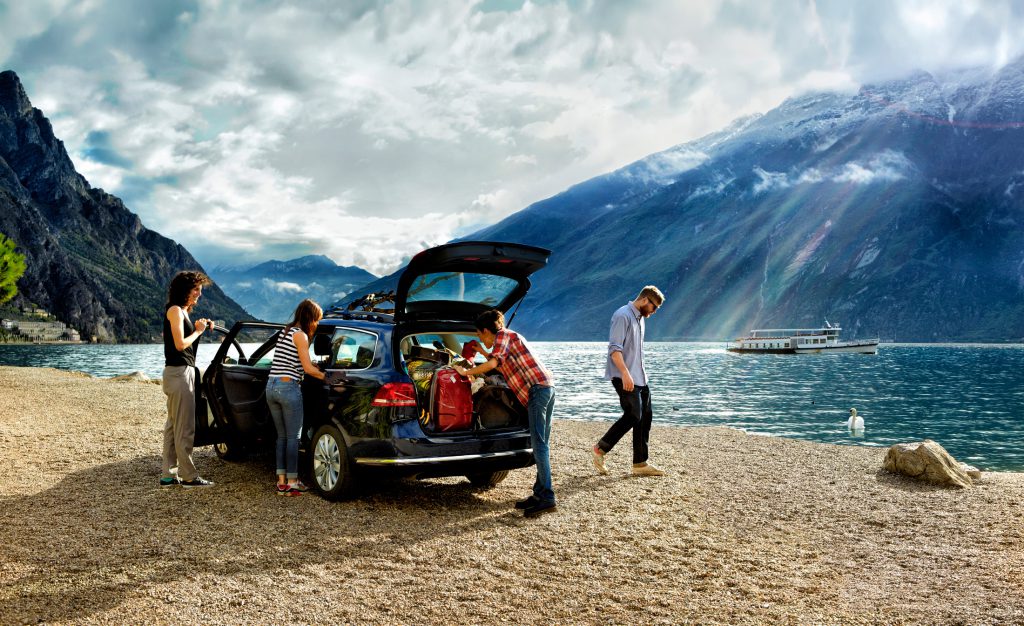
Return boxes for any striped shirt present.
[490,328,554,406]
[270,327,305,379]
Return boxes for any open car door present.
[393,241,551,323]
[202,322,284,446]
[192,325,230,447]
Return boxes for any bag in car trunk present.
[429,367,473,431]
[474,384,526,428]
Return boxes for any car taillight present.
[372,382,417,407]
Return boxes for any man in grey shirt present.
[592,285,666,477]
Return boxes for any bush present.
[0,233,27,306]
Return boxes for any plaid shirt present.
[490,328,554,406]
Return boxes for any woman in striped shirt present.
[266,299,326,496]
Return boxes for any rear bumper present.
[354,448,533,466]
[352,446,536,479]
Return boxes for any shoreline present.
[2,365,1023,624]
[1,362,1023,474]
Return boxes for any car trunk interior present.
[399,331,526,433]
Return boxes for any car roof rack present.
[324,310,394,323]
[325,291,396,323]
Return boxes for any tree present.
[0,233,27,305]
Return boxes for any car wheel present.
[214,439,246,462]
[466,470,509,488]
[310,424,354,500]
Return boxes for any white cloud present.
[261,279,303,294]
[832,151,911,184]
[3,1,1024,273]
[753,167,790,194]
[753,151,912,193]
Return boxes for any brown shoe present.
[632,463,665,477]
[592,446,609,476]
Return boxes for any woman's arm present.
[292,331,327,380]
[167,306,207,352]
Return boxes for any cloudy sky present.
[3,0,1023,275]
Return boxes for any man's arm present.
[454,358,498,378]
[608,313,634,391]
[455,330,506,378]
[610,350,634,392]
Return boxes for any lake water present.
[2,342,1022,471]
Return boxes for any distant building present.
[16,320,67,341]
[0,319,13,330]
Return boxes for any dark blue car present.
[195,241,550,499]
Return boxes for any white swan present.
[847,407,864,431]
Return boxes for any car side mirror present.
[313,333,332,356]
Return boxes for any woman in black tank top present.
[160,271,215,488]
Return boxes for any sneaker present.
[180,476,215,488]
[159,476,179,487]
[524,500,557,518]
[514,495,539,510]
[592,445,609,476]
[277,484,301,497]
[289,480,310,493]
[631,463,665,477]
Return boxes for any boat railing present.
[748,328,839,338]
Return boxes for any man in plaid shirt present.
[454,309,556,518]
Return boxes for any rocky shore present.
[1,366,1022,625]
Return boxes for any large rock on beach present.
[883,440,973,488]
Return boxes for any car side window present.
[224,326,281,368]
[331,328,377,370]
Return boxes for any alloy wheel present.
[313,433,342,491]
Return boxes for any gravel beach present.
[1,366,1022,625]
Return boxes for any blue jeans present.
[527,384,556,504]
[266,377,304,479]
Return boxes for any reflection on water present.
[2,342,1022,471]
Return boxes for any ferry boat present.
[727,322,879,354]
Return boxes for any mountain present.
[339,61,1024,342]
[0,70,250,342]
[448,62,1024,342]
[209,255,376,322]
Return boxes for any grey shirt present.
[604,301,647,386]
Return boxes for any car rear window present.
[407,272,519,307]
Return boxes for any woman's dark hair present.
[474,309,505,334]
[286,299,324,337]
[165,271,212,312]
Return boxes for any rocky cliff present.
[0,70,250,342]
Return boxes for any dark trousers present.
[597,378,652,464]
